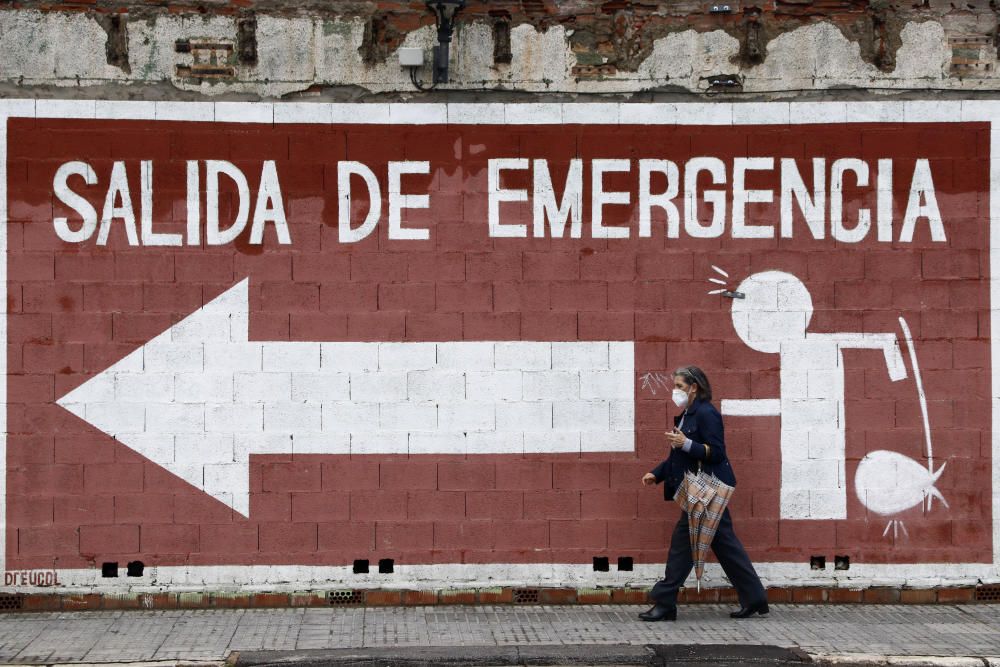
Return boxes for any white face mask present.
[672,388,689,409]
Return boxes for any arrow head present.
[57,279,253,517]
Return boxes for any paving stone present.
[0,603,998,663]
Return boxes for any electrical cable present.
[409,66,437,92]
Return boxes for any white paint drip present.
[900,315,941,494]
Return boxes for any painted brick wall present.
[1,101,995,592]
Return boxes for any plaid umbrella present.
[673,468,735,592]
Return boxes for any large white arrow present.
[57,280,635,518]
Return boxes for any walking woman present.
[639,366,769,622]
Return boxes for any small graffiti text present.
[4,570,61,587]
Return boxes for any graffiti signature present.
[639,371,671,396]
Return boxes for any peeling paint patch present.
[96,13,130,75]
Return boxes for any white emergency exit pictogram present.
[719,270,947,529]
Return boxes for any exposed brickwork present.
[3,0,994,77]
[791,587,827,604]
[863,587,901,604]
[827,589,863,604]
[900,589,937,604]
[936,587,977,603]
[538,588,577,604]
[364,590,403,606]
[401,590,438,605]
[1,586,988,613]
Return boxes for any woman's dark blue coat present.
[649,397,737,500]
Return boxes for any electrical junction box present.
[398,48,424,67]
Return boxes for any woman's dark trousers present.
[650,508,767,609]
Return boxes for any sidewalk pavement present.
[0,603,997,666]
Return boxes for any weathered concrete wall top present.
[2,1,1000,100]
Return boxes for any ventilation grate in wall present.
[328,590,365,606]
[975,584,1000,602]
[512,588,540,604]
[0,594,24,612]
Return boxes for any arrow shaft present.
[193,340,635,456]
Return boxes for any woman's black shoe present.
[730,602,769,618]
[638,604,677,622]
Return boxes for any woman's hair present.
[673,365,712,402]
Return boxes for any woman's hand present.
[641,473,657,486]
[664,429,687,449]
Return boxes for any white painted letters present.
[140,161,182,247]
[684,157,727,238]
[388,161,431,241]
[899,159,946,242]
[249,160,291,244]
[591,159,631,239]
[49,155,948,246]
[96,161,139,246]
[533,158,583,238]
[489,158,529,238]
[52,161,98,243]
[338,161,382,243]
[830,158,871,243]
[779,158,825,239]
[52,159,291,246]
[732,157,775,239]
[638,159,680,238]
[206,160,250,246]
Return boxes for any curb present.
[810,654,1000,666]
[0,662,226,667]
[234,644,813,666]
[234,646,649,667]
[5,649,999,667]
